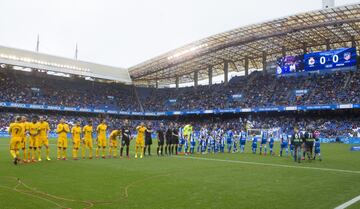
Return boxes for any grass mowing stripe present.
[175,155,360,174]
[334,195,360,209]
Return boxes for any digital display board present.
[304,47,357,71]
[276,55,304,75]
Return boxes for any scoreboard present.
[276,47,357,75]
[304,47,357,71]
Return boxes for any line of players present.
[174,125,322,163]
[8,116,322,165]
[8,116,135,164]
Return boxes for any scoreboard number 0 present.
[320,56,326,64]
[319,55,339,64]
[332,54,339,63]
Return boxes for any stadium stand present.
[1,67,360,112]
[0,69,140,111]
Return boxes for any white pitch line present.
[334,195,360,209]
[175,156,360,174]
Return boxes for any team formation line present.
[8,116,322,165]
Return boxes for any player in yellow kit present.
[20,116,30,162]
[96,119,108,159]
[9,117,24,165]
[37,116,51,161]
[135,122,147,159]
[71,121,82,160]
[56,118,70,160]
[109,129,121,158]
[82,120,94,159]
[28,117,39,162]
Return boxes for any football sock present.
[57,148,61,158]
[10,150,16,158]
[96,147,100,157]
[62,149,66,158]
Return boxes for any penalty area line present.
[334,195,360,209]
[174,156,360,175]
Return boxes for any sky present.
[0,0,358,69]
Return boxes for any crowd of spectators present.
[0,70,140,111]
[1,68,360,112]
[138,70,360,111]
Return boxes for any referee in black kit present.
[172,123,179,155]
[120,119,131,159]
[157,122,165,156]
[144,122,153,156]
[165,123,173,155]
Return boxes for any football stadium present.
[1,0,360,208]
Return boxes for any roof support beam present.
[262,51,267,73]
[175,76,179,89]
[244,56,249,76]
[224,61,229,85]
[194,70,199,88]
[208,66,213,86]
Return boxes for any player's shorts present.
[121,138,130,147]
[165,137,172,145]
[73,140,81,149]
[293,143,302,149]
[158,138,164,146]
[21,137,27,149]
[315,147,320,154]
[29,136,37,148]
[171,137,179,145]
[136,138,145,147]
[227,140,232,145]
[179,138,185,145]
[84,138,93,149]
[57,137,68,148]
[269,143,274,148]
[145,137,152,145]
[261,140,267,145]
[252,144,257,148]
[97,137,107,147]
[10,137,22,150]
[306,142,314,148]
[240,140,246,145]
[190,141,196,147]
[38,136,49,147]
[281,142,288,149]
[109,139,118,148]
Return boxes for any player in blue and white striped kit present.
[289,134,294,157]
[189,131,197,154]
[252,135,258,154]
[314,138,322,161]
[178,126,184,153]
[226,129,234,153]
[280,133,289,157]
[219,129,226,153]
[200,127,208,154]
[269,134,275,155]
[208,132,216,154]
[232,130,239,153]
[260,130,268,155]
[240,129,247,153]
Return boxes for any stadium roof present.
[0,45,132,84]
[128,3,360,86]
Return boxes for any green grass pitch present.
[1,138,360,209]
